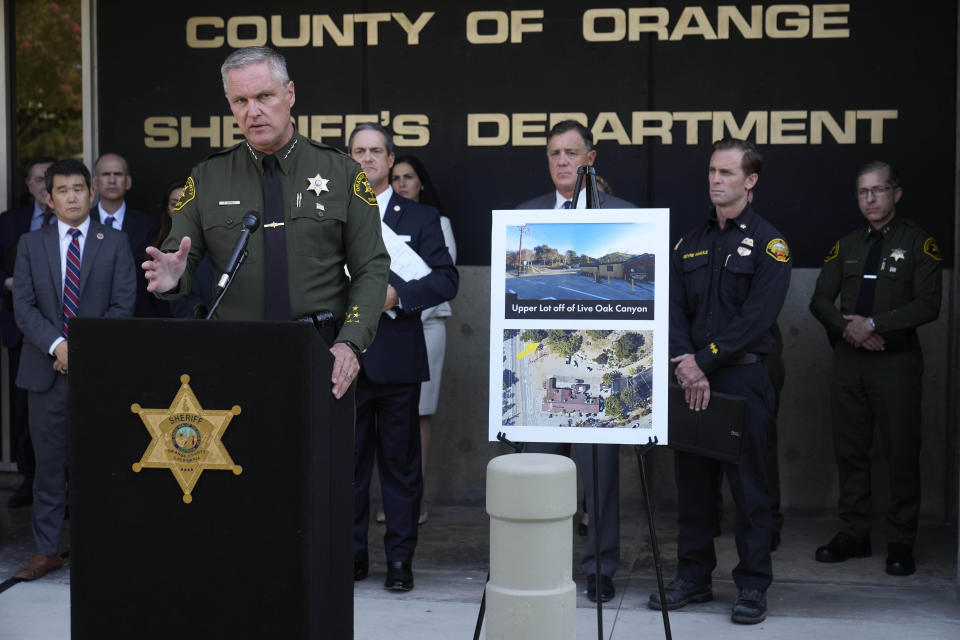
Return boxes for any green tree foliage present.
[614,333,644,361]
[14,0,82,202]
[586,329,613,340]
[533,244,562,265]
[520,329,547,343]
[604,395,624,419]
[601,370,621,386]
[544,330,582,358]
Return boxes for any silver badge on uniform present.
[737,246,752,256]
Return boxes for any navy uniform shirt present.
[670,204,792,374]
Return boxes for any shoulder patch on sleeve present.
[173,177,195,212]
[673,237,683,251]
[923,237,943,261]
[765,238,790,263]
[353,172,378,207]
[824,241,839,263]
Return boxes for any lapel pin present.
[393,205,400,212]
[96,233,104,240]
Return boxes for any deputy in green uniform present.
[144,46,390,400]
[809,161,942,576]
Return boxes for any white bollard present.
[485,453,577,640]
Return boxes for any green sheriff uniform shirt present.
[160,133,390,350]
[809,216,942,348]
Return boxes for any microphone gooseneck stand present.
[205,211,260,320]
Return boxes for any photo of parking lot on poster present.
[489,209,670,445]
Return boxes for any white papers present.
[382,223,430,281]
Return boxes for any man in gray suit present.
[12,159,136,580]
[517,120,634,210]
[518,120,635,602]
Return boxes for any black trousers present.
[353,373,423,563]
[676,362,774,592]
[831,342,923,545]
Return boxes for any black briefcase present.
[668,383,746,463]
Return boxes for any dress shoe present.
[7,483,33,508]
[886,542,916,576]
[384,561,413,592]
[815,532,871,563]
[578,520,588,537]
[731,588,767,624]
[648,577,713,611]
[586,574,614,603]
[770,530,781,552]
[354,551,369,581]
[14,554,62,581]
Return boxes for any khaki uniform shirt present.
[809,216,942,346]
[161,133,389,350]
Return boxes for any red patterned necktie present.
[62,228,82,337]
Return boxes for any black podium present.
[68,318,354,639]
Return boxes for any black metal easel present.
[573,165,672,640]
[571,165,607,640]
[635,437,672,640]
[473,432,522,640]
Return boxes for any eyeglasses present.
[856,185,892,199]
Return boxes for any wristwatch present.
[336,340,362,358]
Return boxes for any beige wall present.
[426,267,956,526]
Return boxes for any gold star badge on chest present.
[306,173,330,196]
[889,248,906,262]
[131,374,242,504]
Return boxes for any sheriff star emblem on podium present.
[131,374,242,504]
[306,173,330,196]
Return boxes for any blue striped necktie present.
[62,228,82,337]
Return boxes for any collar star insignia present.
[131,374,242,504]
[306,173,330,196]
[890,248,906,262]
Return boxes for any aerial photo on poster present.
[501,328,654,431]
[504,222,656,321]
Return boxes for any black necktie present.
[262,155,290,320]
[855,230,883,316]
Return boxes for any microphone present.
[214,211,260,296]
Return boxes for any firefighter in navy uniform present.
[649,138,791,625]
[809,162,942,576]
